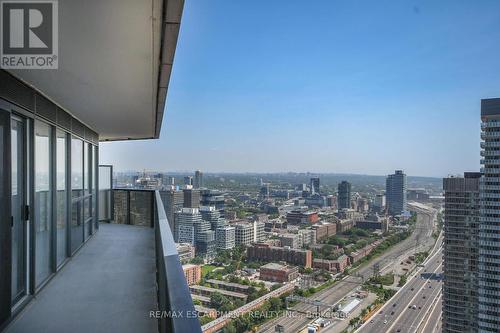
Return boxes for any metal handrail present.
[154,190,202,333]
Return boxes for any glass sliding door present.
[92,146,97,230]
[11,116,27,303]
[34,121,52,287]
[83,142,90,240]
[71,137,83,253]
[56,130,67,267]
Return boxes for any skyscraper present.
[385,170,407,215]
[183,189,200,208]
[161,189,184,233]
[184,176,193,186]
[443,173,481,333]
[478,98,500,332]
[200,206,225,230]
[194,170,204,189]
[338,181,351,209]
[310,177,320,195]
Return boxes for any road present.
[356,234,442,333]
[257,204,437,333]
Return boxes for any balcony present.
[3,185,201,333]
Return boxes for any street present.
[257,204,438,333]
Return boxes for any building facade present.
[386,170,407,215]
[338,181,352,209]
[443,173,481,333]
[215,226,236,250]
[183,189,200,208]
[194,170,204,189]
[234,223,254,246]
[310,177,320,195]
[182,264,202,286]
[259,263,299,283]
[478,98,500,332]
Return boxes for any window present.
[71,137,83,253]
[35,121,52,286]
[56,129,67,267]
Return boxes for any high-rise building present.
[338,181,351,209]
[310,177,320,195]
[373,193,386,213]
[200,206,225,230]
[386,170,407,215]
[161,189,184,233]
[200,189,225,217]
[196,230,216,260]
[478,98,500,332]
[252,221,264,243]
[215,226,236,250]
[443,173,481,333]
[184,176,193,186]
[175,208,203,244]
[234,223,254,246]
[183,189,200,208]
[194,170,204,189]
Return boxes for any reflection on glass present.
[11,118,26,303]
[56,130,67,267]
[71,137,83,252]
[92,146,97,229]
[84,142,90,239]
[35,121,52,286]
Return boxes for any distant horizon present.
[111,169,453,180]
[100,1,498,177]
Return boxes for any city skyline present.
[100,0,500,177]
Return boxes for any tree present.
[190,256,204,265]
[269,297,283,312]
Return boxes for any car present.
[411,288,414,291]
[419,306,422,309]
[383,320,388,324]
[380,311,383,314]
[423,296,426,299]
[397,329,401,332]
[370,320,374,323]
[429,285,432,288]
[393,303,397,307]
[391,311,395,315]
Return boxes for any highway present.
[257,204,438,333]
[357,234,442,333]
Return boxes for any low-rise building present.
[334,255,349,273]
[311,222,337,241]
[279,233,302,249]
[286,210,319,225]
[194,305,217,319]
[182,264,202,286]
[312,258,338,272]
[259,263,299,283]
[206,279,251,294]
[299,229,316,246]
[189,285,248,302]
[247,243,312,268]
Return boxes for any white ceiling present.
[8,0,183,141]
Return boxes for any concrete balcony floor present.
[5,223,157,333]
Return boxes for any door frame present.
[0,102,12,328]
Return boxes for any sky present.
[100,0,500,178]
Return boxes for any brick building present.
[247,243,312,268]
[259,263,299,283]
[182,264,202,286]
